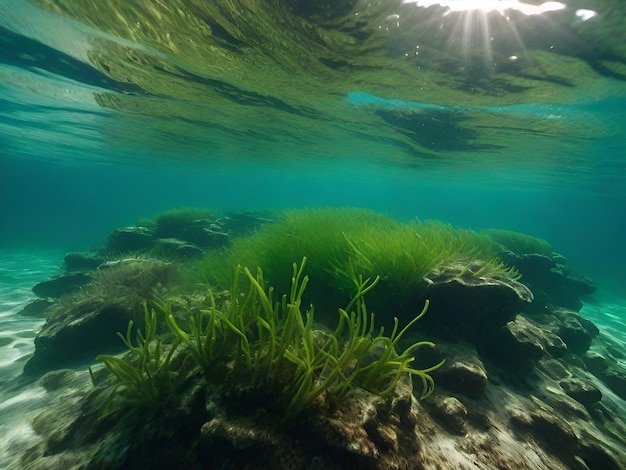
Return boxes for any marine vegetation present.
[191,207,520,314]
[337,220,508,297]
[93,304,189,411]
[139,207,217,239]
[86,258,177,311]
[485,228,553,256]
[95,258,444,423]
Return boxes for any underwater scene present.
[1,0,625,468]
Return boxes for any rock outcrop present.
[419,262,533,343]
[12,216,626,470]
[23,298,136,375]
[32,272,92,298]
[100,211,272,257]
[499,250,596,312]
[23,258,177,375]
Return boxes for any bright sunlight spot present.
[400,0,575,70]
[575,9,597,22]
[404,0,566,16]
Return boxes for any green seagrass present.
[95,258,443,422]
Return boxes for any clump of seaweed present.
[47,257,177,333]
[191,208,520,317]
[139,207,218,239]
[485,228,553,256]
[93,304,189,411]
[337,220,506,297]
[94,258,443,422]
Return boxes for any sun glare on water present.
[399,1,581,74]
[403,1,566,16]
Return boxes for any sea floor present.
[1,249,626,468]
[0,249,66,469]
[0,250,64,383]
[580,294,626,375]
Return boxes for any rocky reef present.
[9,209,626,469]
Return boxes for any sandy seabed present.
[0,250,65,468]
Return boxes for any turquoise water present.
[1,1,625,295]
[2,156,625,293]
[1,1,626,468]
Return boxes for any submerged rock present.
[428,396,468,435]
[153,237,205,258]
[596,369,626,401]
[482,315,546,364]
[17,329,626,470]
[104,226,154,254]
[419,263,533,343]
[428,341,488,399]
[63,252,104,271]
[179,223,229,248]
[101,211,274,259]
[17,298,55,317]
[32,272,92,298]
[23,299,135,375]
[582,351,610,374]
[526,409,579,455]
[21,374,432,470]
[40,369,84,392]
[97,211,272,258]
[500,250,596,312]
[24,258,177,375]
[550,307,599,356]
[559,378,602,405]
[10,217,626,470]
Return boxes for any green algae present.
[96,258,443,422]
[189,207,519,318]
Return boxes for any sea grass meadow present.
[1,1,626,469]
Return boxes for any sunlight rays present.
[402,1,568,76]
[403,1,566,16]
